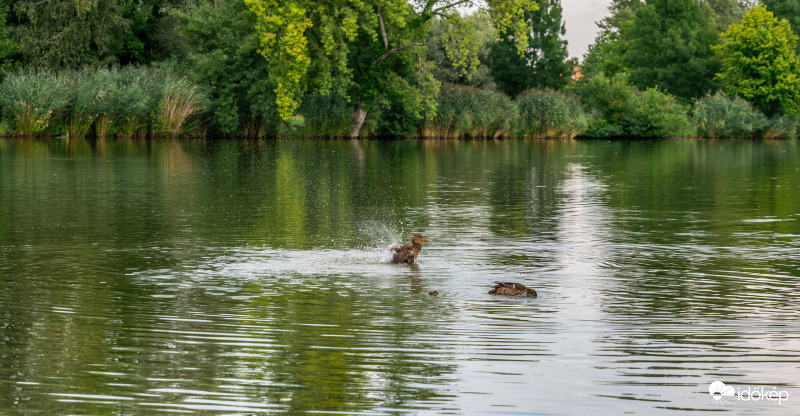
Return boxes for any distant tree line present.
[0,0,799,139]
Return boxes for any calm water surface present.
[1,138,799,415]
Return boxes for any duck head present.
[411,233,429,245]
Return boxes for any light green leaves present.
[714,5,800,115]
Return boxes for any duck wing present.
[489,282,537,297]
[391,243,416,264]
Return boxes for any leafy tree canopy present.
[0,3,21,71]
[9,0,134,68]
[714,5,800,115]
[427,12,496,90]
[621,0,720,100]
[762,0,800,48]
[242,0,539,122]
[489,0,575,97]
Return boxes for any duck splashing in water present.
[391,233,429,264]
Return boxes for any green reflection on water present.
[1,138,799,414]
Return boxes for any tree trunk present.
[349,102,367,138]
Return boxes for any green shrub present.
[290,93,354,137]
[624,88,691,138]
[576,73,690,138]
[0,69,70,135]
[692,92,767,138]
[426,83,517,138]
[516,88,587,138]
[763,115,800,139]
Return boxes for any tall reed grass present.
[0,69,70,136]
[516,89,587,139]
[0,66,208,137]
[152,74,209,136]
[425,83,517,138]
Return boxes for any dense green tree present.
[705,0,753,33]
[175,0,277,136]
[124,0,193,64]
[489,0,574,97]
[427,13,496,89]
[8,0,135,68]
[243,0,539,137]
[581,0,751,79]
[580,0,638,79]
[714,5,800,115]
[621,0,720,100]
[596,0,641,32]
[762,0,800,47]
[0,3,20,71]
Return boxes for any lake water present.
[1,138,799,415]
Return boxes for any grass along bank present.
[1,68,798,139]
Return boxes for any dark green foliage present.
[692,92,767,138]
[175,0,279,137]
[425,83,517,138]
[5,0,190,68]
[763,0,800,47]
[580,31,627,80]
[122,0,192,64]
[621,0,720,100]
[515,89,587,138]
[489,0,574,97]
[9,0,134,68]
[289,94,353,137]
[581,0,640,79]
[706,0,752,33]
[0,3,20,71]
[373,73,428,137]
[577,73,690,138]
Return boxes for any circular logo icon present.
[709,381,735,401]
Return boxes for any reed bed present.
[0,66,208,137]
[516,89,587,139]
[692,92,767,138]
[0,69,70,136]
[424,83,517,138]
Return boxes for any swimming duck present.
[391,233,429,264]
[488,282,537,297]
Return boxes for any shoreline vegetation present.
[1,67,797,140]
[1,2,800,140]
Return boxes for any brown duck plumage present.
[391,233,429,264]
[488,282,537,297]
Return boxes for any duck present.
[391,233,429,264]
[488,282,537,297]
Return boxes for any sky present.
[561,0,613,59]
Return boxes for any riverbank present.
[1,67,798,140]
